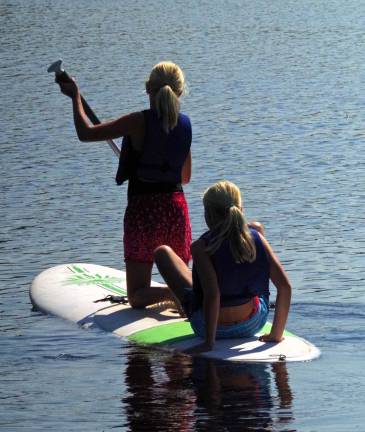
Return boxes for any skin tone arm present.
[181,150,192,184]
[184,239,220,354]
[56,78,144,145]
[258,233,292,342]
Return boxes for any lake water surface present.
[1,0,364,430]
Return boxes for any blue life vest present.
[192,228,270,310]
[136,109,192,183]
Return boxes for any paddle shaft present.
[56,71,120,158]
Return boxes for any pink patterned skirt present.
[123,192,192,264]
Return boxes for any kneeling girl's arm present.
[259,234,292,342]
[57,77,143,143]
[181,150,192,185]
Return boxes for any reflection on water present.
[122,346,294,432]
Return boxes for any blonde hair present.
[203,181,256,263]
[146,61,185,133]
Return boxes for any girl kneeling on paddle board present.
[154,181,291,354]
[57,61,192,309]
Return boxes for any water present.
[1,0,364,430]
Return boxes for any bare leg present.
[154,245,192,307]
[126,260,174,309]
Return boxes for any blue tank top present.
[192,228,270,310]
[136,109,192,183]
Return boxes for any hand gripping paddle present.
[48,59,120,157]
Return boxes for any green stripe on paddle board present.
[128,321,294,345]
[129,321,194,345]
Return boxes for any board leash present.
[94,294,129,304]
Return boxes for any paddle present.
[48,59,121,157]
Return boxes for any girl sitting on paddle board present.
[154,180,291,354]
[57,61,192,309]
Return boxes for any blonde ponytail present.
[155,85,180,133]
[146,61,185,133]
[203,181,256,263]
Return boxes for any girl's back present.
[137,109,192,184]
[192,228,270,310]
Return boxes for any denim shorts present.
[189,296,269,339]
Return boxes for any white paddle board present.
[30,263,320,363]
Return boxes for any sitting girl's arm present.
[258,234,292,342]
[57,78,143,142]
[185,239,220,353]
